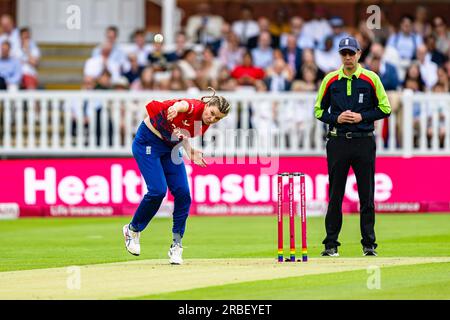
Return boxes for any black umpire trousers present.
[323,135,377,249]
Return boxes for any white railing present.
[0,91,449,157]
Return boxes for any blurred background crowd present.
[0,3,449,148]
[0,4,449,95]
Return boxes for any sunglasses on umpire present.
[339,50,357,57]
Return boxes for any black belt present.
[327,131,374,139]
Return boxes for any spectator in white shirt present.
[0,14,20,54]
[219,32,245,71]
[314,36,341,74]
[84,42,121,82]
[177,49,199,88]
[416,44,438,90]
[302,6,332,49]
[280,16,314,50]
[0,41,22,90]
[127,29,152,67]
[387,15,423,61]
[185,3,223,45]
[432,16,450,56]
[17,27,40,89]
[232,5,260,47]
[251,31,274,70]
[92,26,128,73]
[264,58,292,92]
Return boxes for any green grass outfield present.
[0,214,449,299]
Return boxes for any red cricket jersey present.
[145,98,210,146]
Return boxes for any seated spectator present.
[302,6,332,49]
[281,34,303,79]
[367,43,399,91]
[122,53,144,84]
[404,63,426,91]
[0,14,20,54]
[436,67,449,91]
[177,49,199,88]
[264,58,292,92]
[424,34,448,67]
[218,32,245,71]
[185,3,223,46]
[267,50,294,81]
[251,31,274,70]
[128,29,152,67]
[84,42,121,82]
[387,15,423,61]
[301,48,324,83]
[165,32,188,62]
[247,16,279,50]
[92,26,128,73]
[0,41,22,90]
[160,65,190,91]
[416,44,438,90]
[413,6,432,38]
[432,16,450,56]
[197,46,223,90]
[292,65,319,92]
[328,16,348,52]
[279,16,314,50]
[130,66,157,91]
[231,51,265,86]
[211,22,231,56]
[232,5,259,47]
[17,27,40,89]
[314,35,341,74]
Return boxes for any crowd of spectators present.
[1,4,450,148]
[0,14,40,90]
[75,5,450,98]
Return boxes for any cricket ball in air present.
[154,33,164,43]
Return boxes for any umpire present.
[314,37,391,257]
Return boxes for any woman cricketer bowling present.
[123,88,231,264]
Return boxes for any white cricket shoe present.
[123,224,140,256]
[168,243,183,265]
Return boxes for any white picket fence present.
[0,90,449,157]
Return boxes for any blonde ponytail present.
[201,87,231,115]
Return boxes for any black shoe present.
[363,246,378,256]
[321,247,339,257]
